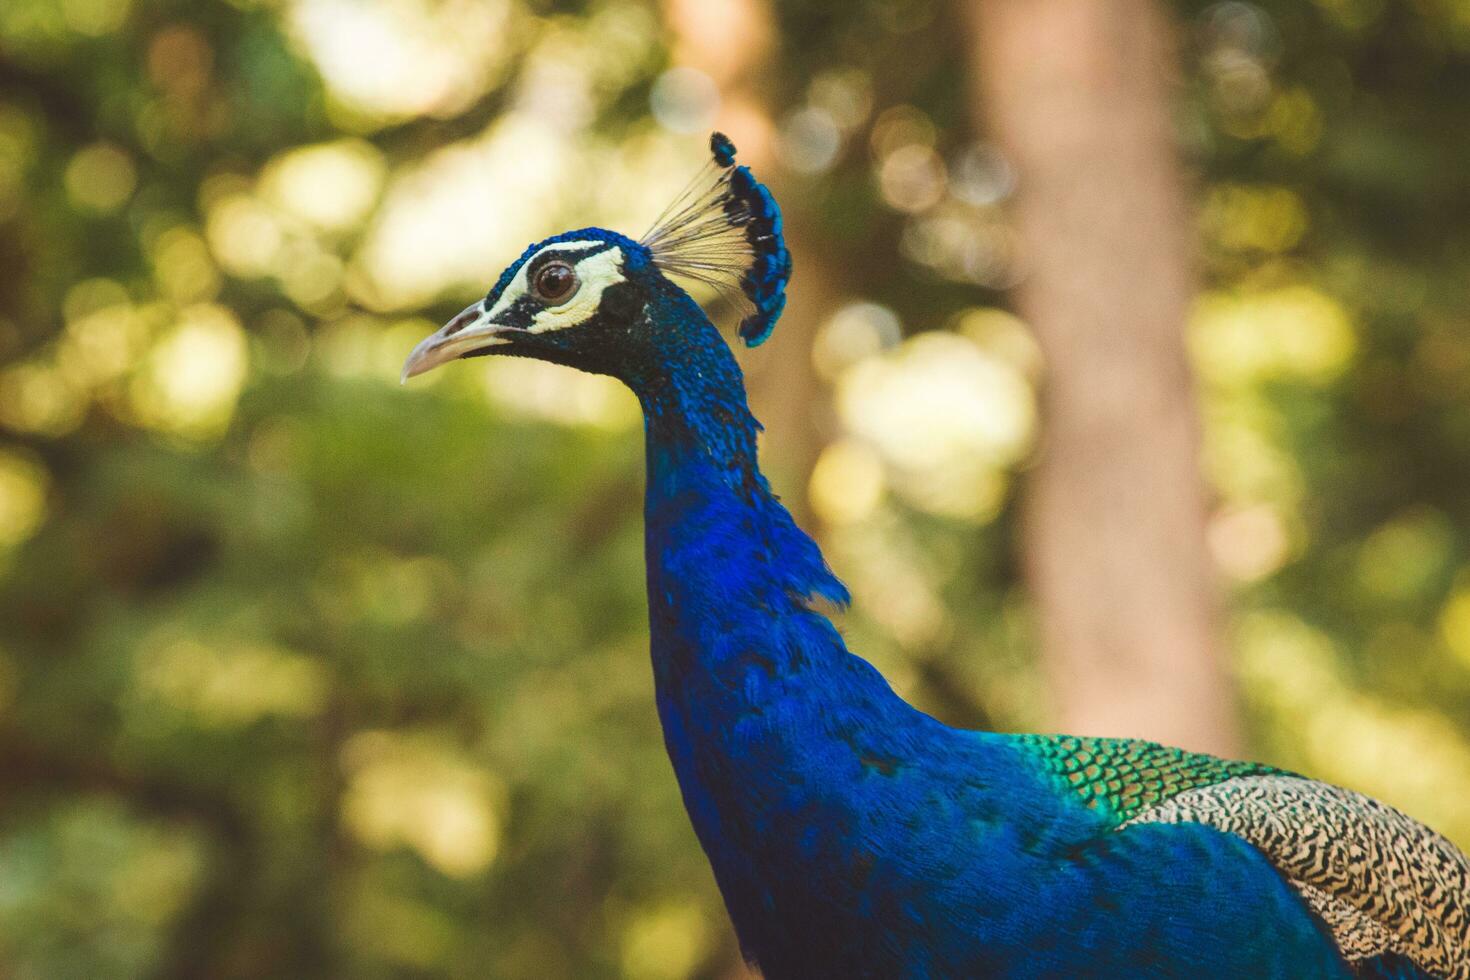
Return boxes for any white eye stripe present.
[528,247,625,333]
[485,239,605,321]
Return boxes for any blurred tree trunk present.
[962,0,1239,754]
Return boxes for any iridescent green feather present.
[1014,734,1280,824]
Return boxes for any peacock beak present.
[400,301,516,383]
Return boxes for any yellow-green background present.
[1,0,1468,976]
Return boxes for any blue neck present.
[632,300,941,941]
[633,297,855,697]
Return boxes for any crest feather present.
[641,133,791,347]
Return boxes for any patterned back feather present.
[1022,735,1469,978]
[1127,776,1468,979]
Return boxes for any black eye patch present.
[495,295,539,330]
[598,279,643,321]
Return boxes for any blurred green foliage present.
[0,0,1468,976]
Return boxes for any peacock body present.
[403,134,1469,979]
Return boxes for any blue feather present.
[711,131,737,168]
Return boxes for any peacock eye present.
[533,261,579,304]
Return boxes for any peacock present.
[402,133,1469,979]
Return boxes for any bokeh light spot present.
[130,304,249,441]
[1355,509,1453,602]
[1191,284,1356,387]
[1208,503,1291,582]
[289,0,513,122]
[64,143,137,213]
[869,105,936,159]
[950,142,1015,207]
[62,0,131,36]
[341,730,504,878]
[1203,184,1309,253]
[205,192,284,278]
[776,106,841,174]
[150,226,222,302]
[808,69,872,131]
[260,139,386,233]
[879,143,947,214]
[954,307,1041,378]
[650,66,720,134]
[812,302,902,381]
[1437,587,1470,669]
[136,637,329,727]
[838,331,1033,521]
[0,360,86,436]
[621,903,711,980]
[0,446,49,549]
[481,357,640,431]
[811,439,886,526]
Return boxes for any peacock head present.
[401,132,790,388]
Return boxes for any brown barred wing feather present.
[1123,775,1469,979]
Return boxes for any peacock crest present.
[641,132,791,347]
